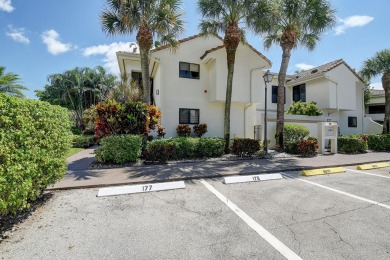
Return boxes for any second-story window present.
[179,62,200,79]
[293,84,306,102]
[272,85,286,104]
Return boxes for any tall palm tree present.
[100,0,185,104]
[360,49,390,133]
[198,0,256,153]
[249,0,336,151]
[0,66,28,98]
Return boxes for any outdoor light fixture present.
[263,70,273,154]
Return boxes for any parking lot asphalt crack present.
[285,204,373,228]
[324,221,354,250]
[285,223,302,255]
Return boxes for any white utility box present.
[318,122,338,154]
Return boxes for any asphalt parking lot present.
[1,165,390,260]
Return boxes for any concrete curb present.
[46,159,390,191]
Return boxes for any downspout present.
[244,66,267,138]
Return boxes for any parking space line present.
[298,178,390,210]
[199,179,302,260]
[348,169,390,179]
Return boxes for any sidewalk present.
[48,147,390,190]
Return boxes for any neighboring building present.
[117,35,381,148]
[366,89,385,124]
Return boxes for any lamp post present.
[263,70,273,154]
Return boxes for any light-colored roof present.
[287,59,364,84]
[370,89,384,95]
[200,42,272,66]
[151,33,223,53]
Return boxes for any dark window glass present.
[179,108,199,124]
[293,84,306,102]
[179,62,200,79]
[368,105,385,114]
[348,116,357,127]
[272,85,286,104]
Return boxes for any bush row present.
[0,94,72,216]
[72,135,95,148]
[144,137,225,163]
[95,135,143,164]
[338,137,368,154]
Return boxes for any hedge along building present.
[117,35,381,148]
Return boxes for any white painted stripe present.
[224,173,283,184]
[200,179,302,260]
[298,179,390,210]
[348,169,390,179]
[97,181,185,197]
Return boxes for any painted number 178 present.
[252,176,261,181]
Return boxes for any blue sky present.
[1,0,389,99]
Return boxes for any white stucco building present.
[366,89,385,124]
[117,34,381,148]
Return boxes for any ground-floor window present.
[179,108,199,124]
[348,116,357,127]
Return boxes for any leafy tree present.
[197,0,256,153]
[286,101,323,116]
[35,66,116,129]
[360,49,390,133]
[249,0,336,151]
[100,0,185,104]
[0,66,28,98]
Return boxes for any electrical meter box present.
[318,122,338,154]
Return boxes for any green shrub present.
[297,139,318,157]
[95,135,143,164]
[338,137,368,154]
[82,128,95,135]
[366,134,390,151]
[231,138,260,157]
[193,123,208,137]
[284,124,310,142]
[72,135,95,148]
[167,137,198,159]
[0,94,72,216]
[143,140,174,163]
[307,136,318,142]
[176,124,191,137]
[284,141,299,154]
[196,138,224,157]
[286,101,323,116]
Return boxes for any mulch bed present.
[0,193,53,243]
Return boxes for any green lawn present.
[67,147,84,158]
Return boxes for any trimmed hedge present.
[231,138,260,157]
[284,124,310,142]
[72,135,95,148]
[367,134,390,151]
[95,135,143,164]
[338,137,368,154]
[143,140,174,163]
[143,137,224,162]
[0,94,72,216]
[285,141,300,154]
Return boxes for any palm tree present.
[360,49,390,133]
[100,0,185,104]
[249,0,336,151]
[0,66,28,98]
[198,0,256,153]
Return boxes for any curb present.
[46,159,390,191]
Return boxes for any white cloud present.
[83,42,139,74]
[370,82,382,90]
[335,15,374,35]
[295,63,315,71]
[41,29,73,55]
[6,26,30,45]
[0,0,14,12]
